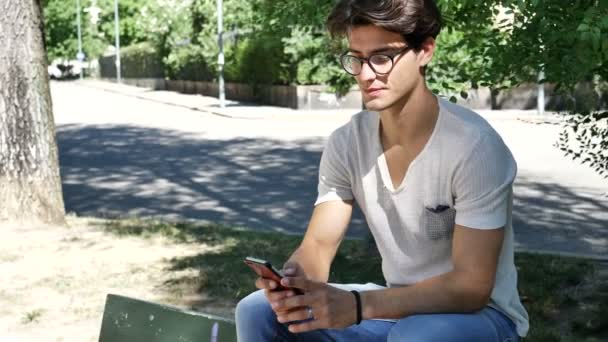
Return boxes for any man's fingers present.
[255,277,279,290]
[267,289,296,302]
[272,291,315,313]
[287,317,324,334]
[276,306,313,324]
[280,276,315,291]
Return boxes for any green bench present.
[98,294,237,342]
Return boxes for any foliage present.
[42,0,149,62]
[282,26,354,93]
[135,0,192,59]
[433,0,608,177]
[164,45,213,81]
[558,109,608,178]
[95,0,148,48]
[43,0,81,61]
[99,41,164,78]
[225,35,290,85]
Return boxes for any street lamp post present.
[538,68,545,116]
[114,0,121,84]
[217,0,225,108]
[76,0,84,79]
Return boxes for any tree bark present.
[0,0,66,225]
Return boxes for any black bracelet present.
[350,290,362,325]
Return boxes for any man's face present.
[347,25,425,112]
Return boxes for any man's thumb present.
[282,261,301,276]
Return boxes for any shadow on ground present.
[58,124,607,256]
[513,177,608,256]
[99,219,384,305]
[57,124,368,237]
[99,219,608,341]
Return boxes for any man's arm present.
[276,224,505,333]
[257,199,352,293]
[361,224,504,319]
[286,199,353,282]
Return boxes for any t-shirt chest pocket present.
[421,205,456,241]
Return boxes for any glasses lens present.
[341,55,362,75]
[369,55,393,74]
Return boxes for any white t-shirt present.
[315,97,529,336]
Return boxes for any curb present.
[514,247,608,261]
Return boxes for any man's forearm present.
[287,238,336,283]
[362,270,492,319]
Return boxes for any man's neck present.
[378,86,439,148]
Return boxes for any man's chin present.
[363,98,389,112]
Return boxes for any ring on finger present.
[307,306,314,320]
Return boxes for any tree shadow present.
[513,176,608,256]
[57,124,607,257]
[98,219,384,308]
[57,124,368,237]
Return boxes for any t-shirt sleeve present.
[314,129,354,206]
[453,132,517,229]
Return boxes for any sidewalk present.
[78,79,358,121]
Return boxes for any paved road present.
[51,81,608,258]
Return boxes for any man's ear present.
[417,37,436,67]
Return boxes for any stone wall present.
[99,78,606,111]
[165,80,362,110]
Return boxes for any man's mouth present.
[366,88,385,97]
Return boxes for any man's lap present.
[237,287,519,342]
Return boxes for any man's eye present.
[371,56,391,64]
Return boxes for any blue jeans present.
[235,288,520,342]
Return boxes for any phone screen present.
[244,257,305,294]
[244,257,283,282]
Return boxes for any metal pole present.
[538,68,545,116]
[114,0,122,83]
[76,0,83,79]
[217,0,225,108]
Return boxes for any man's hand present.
[255,261,306,315]
[272,275,358,333]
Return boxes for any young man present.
[236,0,529,341]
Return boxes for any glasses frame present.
[339,46,413,76]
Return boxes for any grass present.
[21,309,44,324]
[102,219,608,342]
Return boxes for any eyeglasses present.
[339,47,413,76]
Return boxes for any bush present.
[282,26,354,94]
[164,45,214,82]
[225,34,291,86]
[98,42,164,79]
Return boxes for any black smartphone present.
[244,256,284,283]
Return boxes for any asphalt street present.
[51,81,608,258]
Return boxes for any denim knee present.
[235,290,278,342]
[235,289,273,324]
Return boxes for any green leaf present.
[449,96,458,103]
[460,91,469,99]
[602,16,608,29]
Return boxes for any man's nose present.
[357,62,376,82]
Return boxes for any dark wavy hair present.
[327,0,442,49]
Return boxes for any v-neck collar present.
[374,96,444,194]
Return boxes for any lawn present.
[103,219,608,342]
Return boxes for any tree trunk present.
[0,0,66,225]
